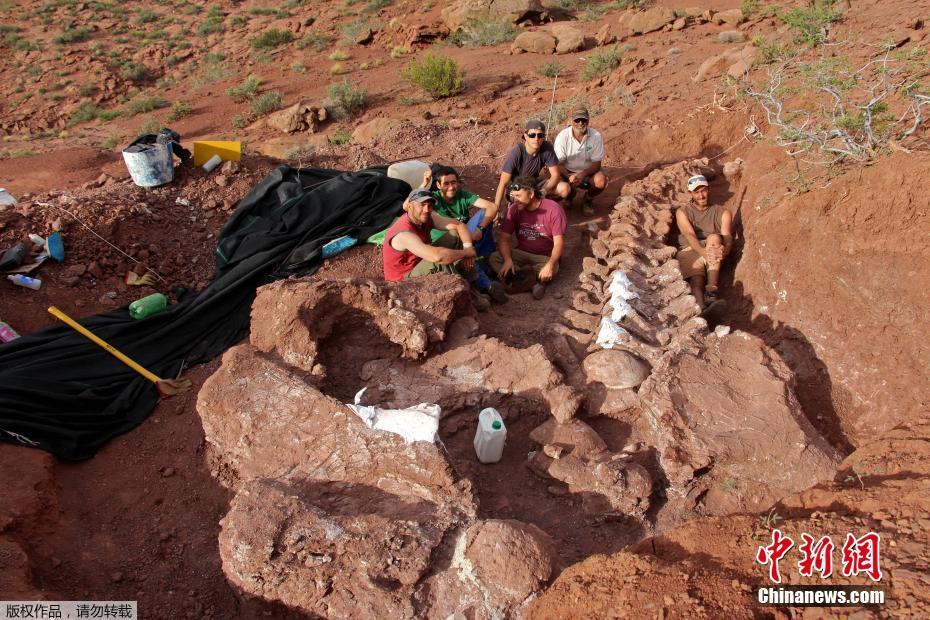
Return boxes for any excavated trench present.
[194,158,844,618]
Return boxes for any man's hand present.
[498,257,515,278]
[461,256,475,270]
[471,227,484,242]
[568,173,584,187]
[704,244,724,265]
[421,169,432,188]
[538,262,556,283]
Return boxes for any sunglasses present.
[525,132,545,139]
[573,118,588,124]
[508,183,531,191]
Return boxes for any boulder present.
[552,24,584,54]
[462,520,558,610]
[266,101,325,134]
[595,23,615,46]
[530,419,609,458]
[512,30,557,54]
[352,117,401,144]
[583,349,651,389]
[627,7,675,35]
[442,0,545,31]
[637,331,842,510]
[713,8,744,26]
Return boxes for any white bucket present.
[122,143,174,187]
[387,160,430,190]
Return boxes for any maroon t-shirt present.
[382,215,434,281]
[500,198,567,256]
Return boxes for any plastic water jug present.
[387,160,430,190]
[129,293,167,319]
[473,408,507,464]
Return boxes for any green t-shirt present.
[433,189,478,222]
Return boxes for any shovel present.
[47,306,192,397]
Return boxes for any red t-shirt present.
[382,215,435,281]
[500,198,567,256]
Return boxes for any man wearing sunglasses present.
[553,107,607,216]
[492,119,561,213]
[489,176,567,300]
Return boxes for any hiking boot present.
[532,282,547,300]
[471,290,491,312]
[700,299,727,323]
[484,281,508,304]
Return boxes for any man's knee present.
[555,181,572,198]
[592,172,608,190]
[705,234,722,247]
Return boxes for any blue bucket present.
[122,142,174,187]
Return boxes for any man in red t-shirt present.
[488,176,567,299]
[384,189,511,307]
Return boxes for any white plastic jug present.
[122,142,174,187]
[473,408,506,464]
[387,160,430,190]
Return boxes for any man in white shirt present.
[553,107,608,216]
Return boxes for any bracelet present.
[463,243,473,248]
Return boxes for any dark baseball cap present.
[571,107,590,120]
[407,188,436,203]
[524,119,546,133]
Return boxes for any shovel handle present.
[47,306,162,384]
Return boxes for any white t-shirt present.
[553,126,605,173]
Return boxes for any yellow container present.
[192,141,242,167]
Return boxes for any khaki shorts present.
[677,247,709,280]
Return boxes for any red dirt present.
[2,0,929,617]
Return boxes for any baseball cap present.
[687,175,709,191]
[524,119,546,133]
[407,188,436,203]
[571,107,589,121]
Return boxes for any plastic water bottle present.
[473,408,507,464]
[202,154,223,172]
[129,292,167,319]
[0,321,19,342]
[321,235,358,258]
[6,274,41,290]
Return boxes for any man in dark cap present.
[553,106,607,216]
[382,188,507,308]
[492,119,562,212]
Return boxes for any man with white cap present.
[553,106,607,216]
[676,174,733,315]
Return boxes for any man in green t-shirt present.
[421,165,505,303]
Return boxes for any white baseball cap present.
[687,175,709,191]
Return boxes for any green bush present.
[167,101,193,121]
[120,62,152,82]
[401,52,464,99]
[98,109,122,122]
[448,18,518,47]
[250,28,295,49]
[226,75,262,102]
[364,0,390,12]
[68,101,100,126]
[581,45,621,81]
[538,62,564,78]
[126,95,168,115]
[325,78,367,118]
[53,26,92,44]
[328,128,353,145]
[250,90,283,116]
[139,115,161,135]
[340,18,371,44]
[101,133,122,149]
[780,0,840,46]
[135,9,158,25]
[295,32,333,51]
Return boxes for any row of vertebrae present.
[559,159,715,366]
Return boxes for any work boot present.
[532,282,547,300]
[471,260,493,290]
[471,290,491,312]
[485,281,508,304]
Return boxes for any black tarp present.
[0,165,408,460]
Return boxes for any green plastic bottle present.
[129,293,167,319]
